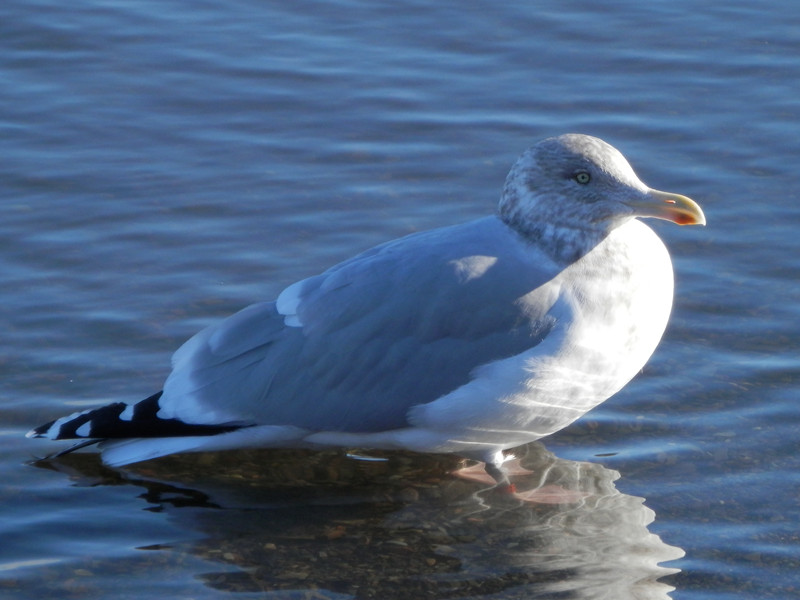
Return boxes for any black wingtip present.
[27,390,244,443]
[42,439,103,459]
[26,422,53,438]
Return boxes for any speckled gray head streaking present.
[500,134,703,264]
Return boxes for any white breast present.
[409,219,674,447]
[554,219,674,402]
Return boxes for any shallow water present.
[2,1,799,598]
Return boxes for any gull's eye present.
[573,171,591,185]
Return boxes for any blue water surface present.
[1,1,799,598]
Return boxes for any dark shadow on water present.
[31,443,683,599]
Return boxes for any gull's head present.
[499,134,705,259]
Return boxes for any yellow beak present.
[629,189,706,226]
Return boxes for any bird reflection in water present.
[34,442,683,599]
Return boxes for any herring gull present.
[28,134,706,486]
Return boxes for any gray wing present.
[160,216,562,432]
